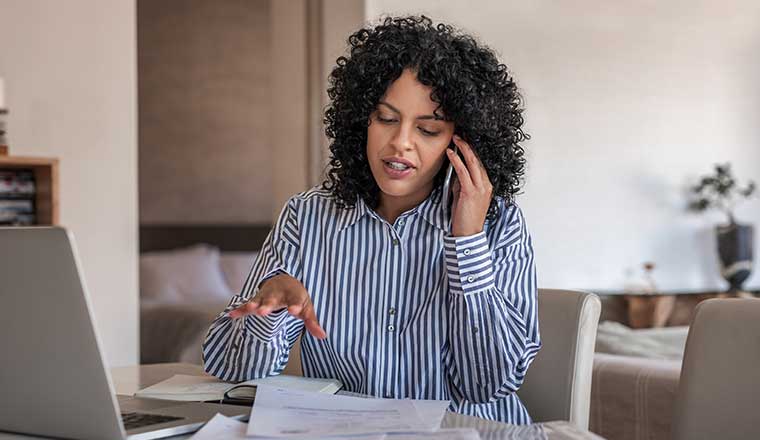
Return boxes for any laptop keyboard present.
[121,412,185,430]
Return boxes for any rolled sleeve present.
[202,197,305,382]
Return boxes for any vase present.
[716,222,754,293]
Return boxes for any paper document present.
[191,413,478,440]
[336,389,450,430]
[189,413,248,440]
[386,429,480,440]
[410,399,450,431]
[248,386,449,438]
[191,413,385,440]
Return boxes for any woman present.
[203,15,540,424]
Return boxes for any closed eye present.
[419,127,440,136]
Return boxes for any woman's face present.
[367,69,455,205]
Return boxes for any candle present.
[0,77,5,109]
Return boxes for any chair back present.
[672,298,760,440]
[517,289,601,430]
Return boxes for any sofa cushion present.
[595,321,688,360]
[591,353,681,440]
[140,244,232,303]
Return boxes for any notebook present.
[134,374,343,405]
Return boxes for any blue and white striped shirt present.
[202,185,541,424]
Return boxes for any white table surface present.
[1,363,604,440]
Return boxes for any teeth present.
[386,161,410,170]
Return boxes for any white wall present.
[0,0,138,365]
[366,0,760,291]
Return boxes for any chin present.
[371,162,432,199]
[378,183,412,197]
[375,177,426,198]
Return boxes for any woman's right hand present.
[228,273,327,339]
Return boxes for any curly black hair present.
[322,15,528,220]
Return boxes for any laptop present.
[0,227,248,440]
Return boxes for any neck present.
[375,184,433,224]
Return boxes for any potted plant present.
[688,163,756,293]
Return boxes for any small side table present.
[598,290,759,329]
[623,294,676,329]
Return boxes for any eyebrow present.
[378,101,444,121]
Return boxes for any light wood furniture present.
[599,290,759,328]
[0,149,59,225]
[623,294,676,328]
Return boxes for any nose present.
[389,123,414,152]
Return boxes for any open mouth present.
[382,160,415,178]
[383,160,413,171]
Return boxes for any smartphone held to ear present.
[441,141,457,224]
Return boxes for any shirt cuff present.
[243,308,290,342]
[443,231,495,295]
[222,291,290,343]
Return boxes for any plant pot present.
[716,222,754,293]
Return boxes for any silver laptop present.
[0,227,248,440]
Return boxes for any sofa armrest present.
[590,353,681,440]
[140,301,229,364]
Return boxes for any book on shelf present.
[0,199,35,225]
[0,169,36,197]
[0,169,37,225]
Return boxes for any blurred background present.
[1,0,758,367]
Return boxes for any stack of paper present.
[190,386,481,440]
[248,386,448,437]
[192,414,479,440]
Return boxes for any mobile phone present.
[441,142,457,219]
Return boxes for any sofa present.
[587,294,689,440]
[139,244,258,364]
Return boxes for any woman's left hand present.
[446,135,493,237]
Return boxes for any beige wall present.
[0,0,138,365]
[366,0,760,291]
[139,0,272,224]
[272,0,365,218]
[138,0,365,223]
[316,0,366,184]
[270,0,309,219]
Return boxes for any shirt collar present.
[336,187,448,232]
[416,186,448,231]
[336,196,371,232]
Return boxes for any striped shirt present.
[202,185,541,424]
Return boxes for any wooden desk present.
[598,290,759,328]
[0,363,605,439]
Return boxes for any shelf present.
[0,153,59,225]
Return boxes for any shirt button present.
[387,324,395,332]
[388,308,396,315]
[392,238,400,246]
[473,326,479,333]
[467,275,475,283]
[463,249,471,256]
[398,219,405,226]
